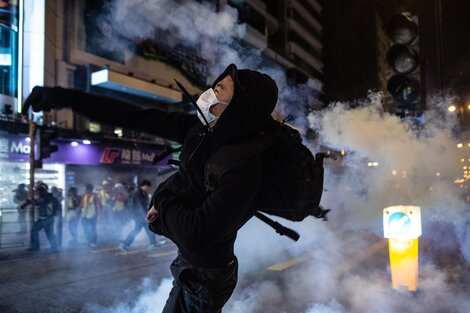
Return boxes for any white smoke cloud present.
[107,0,243,78]
[99,0,319,116]
[111,0,239,43]
[85,277,172,313]
[305,300,346,313]
[309,92,466,228]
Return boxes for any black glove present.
[22,86,64,114]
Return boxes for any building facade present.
[0,0,325,207]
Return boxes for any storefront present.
[0,133,63,209]
[0,132,172,209]
[46,139,173,195]
[0,130,173,248]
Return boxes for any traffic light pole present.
[28,121,36,222]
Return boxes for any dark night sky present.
[440,0,470,100]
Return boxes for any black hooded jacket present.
[37,64,278,267]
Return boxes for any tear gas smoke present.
[100,0,321,121]
[85,278,172,313]
[87,1,469,313]
[96,92,469,313]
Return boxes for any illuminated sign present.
[0,134,169,166]
[383,206,421,240]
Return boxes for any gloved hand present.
[148,187,174,236]
[22,86,64,114]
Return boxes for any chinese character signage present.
[0,134,169,167]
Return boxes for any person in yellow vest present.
[80,184,101,248]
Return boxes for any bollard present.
[383,205,421,291]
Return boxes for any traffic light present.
[386,14,421,111]
[37,127,59,160]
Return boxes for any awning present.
[91,69,183,103]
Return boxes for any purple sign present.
[1,134,171,167]
[0,134,31,162]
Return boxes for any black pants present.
[30,217,58,250]
[123,218,157,247]
[163,254,238,313]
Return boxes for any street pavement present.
[0,241,176,313]
[1,227,468,313]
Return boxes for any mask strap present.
[174,79,212,132]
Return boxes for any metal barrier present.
[0,207,31,249]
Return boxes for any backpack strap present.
[255,212,300,241]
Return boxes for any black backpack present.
[203,120,333,240]
[255,121,331,221]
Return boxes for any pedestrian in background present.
[27,182,59,252]
[119,180,165,251]
[66,187,80,246]
[98,180,113,228]
[112,183,128,234]
[50,186,64,246]
[13,183,28,233]
[80,183,101,248]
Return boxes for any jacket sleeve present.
[156,160,262,251]
[48,87,198,144]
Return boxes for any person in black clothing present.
[27,182,59,252]
[119,180,165,251]
[66,187,80,246]
[23,64,278,312]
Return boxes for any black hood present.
[210,64,278,146]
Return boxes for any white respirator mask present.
[196,88,228,125]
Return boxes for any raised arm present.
[23,86,198,144]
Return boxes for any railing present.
[0,207,31,250]
[138,33,209,87]
[0,207,65,251]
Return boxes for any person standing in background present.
[112,183,128,234]
[99,180,114,231]
[80,184,101,248]
[66,187,80,247]
[27,182,59,252]
[50,186,64,247]
[13,183,28,233]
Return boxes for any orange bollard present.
[388,238,419,291]
[383,206,421,292]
